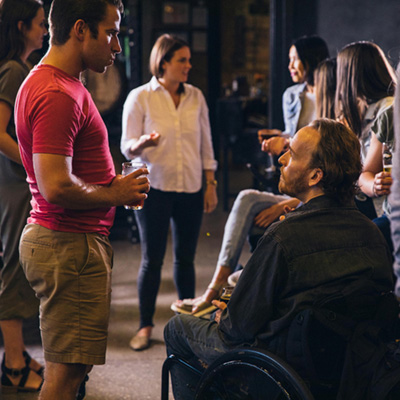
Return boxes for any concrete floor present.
[0,168,254,400]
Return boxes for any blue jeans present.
[135,188,203,328]
[373,213,393,255]
[217,189,288,270]
[164,314,233,400]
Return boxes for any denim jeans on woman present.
[134,188,203,328]
[217,189,288,270]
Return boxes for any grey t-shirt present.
[297,91,316,131]
[372,101,394,216]
[0,58,30,139]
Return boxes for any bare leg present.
[0,319,42,389]
[39,361,89,400]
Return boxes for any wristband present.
[206,179,218,187]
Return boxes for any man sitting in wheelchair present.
[164,119,398,400]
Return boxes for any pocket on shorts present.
[19,226,60,299]
[73,233,90,275]
[19,225,56,266]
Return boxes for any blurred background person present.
[260,35,329,155]
[390,65,400,297]
[314,57,337,120]
[336,41,396,248]
[0,0,47,392]
[335,41,395,162]
[121,34,218,351]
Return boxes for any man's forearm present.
[43,175,119,209]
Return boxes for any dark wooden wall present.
[316,0,400,62]
[269,0,400,130]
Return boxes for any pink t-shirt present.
[15,64,116,235]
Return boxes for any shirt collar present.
[297,195,353,212]
[150,76,187,94]
[150,76,164,91]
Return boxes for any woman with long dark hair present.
[0,0,47,392]
[335,41,395,159]
[337,41,396,250]
[314,57,337,120]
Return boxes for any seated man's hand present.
[211,300,227,324]
[254,203,284,228]
[257,129,282,144]
[279,204,297,221]
[261,136,289,156]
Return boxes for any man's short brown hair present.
[309,118,362,204]
[49,0,124,46]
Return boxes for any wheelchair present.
[161,347,315,400]
[162,294,400,400]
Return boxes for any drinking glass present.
[122,161,147,210]
[382,142,393,173]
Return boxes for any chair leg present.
[161,355,174,400]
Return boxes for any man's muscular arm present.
[33,153,149,209]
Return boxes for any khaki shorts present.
[19,224,113,365]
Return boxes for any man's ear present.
[73,19,87,41]
[309,168,323,188]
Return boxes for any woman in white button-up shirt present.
[121,34,218,351]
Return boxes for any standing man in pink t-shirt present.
[14,1,150,399]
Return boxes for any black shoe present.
[76,374,89,400]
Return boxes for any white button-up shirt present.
[121,76,217,193]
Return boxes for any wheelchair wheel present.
[195,348,314,400]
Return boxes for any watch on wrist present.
[206,179,218,187]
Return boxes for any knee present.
[139,258,163,274]
[164,315,187,354]
[173,255,195,267]
[236,189,260,202]
[164,318,177,355]
[43,361,89,392]
[232,189,260,210]
[164,315,180,343]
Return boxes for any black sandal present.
[1,355,43,393]
[23,350,44,377]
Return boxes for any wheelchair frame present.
[161,348,315,400]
